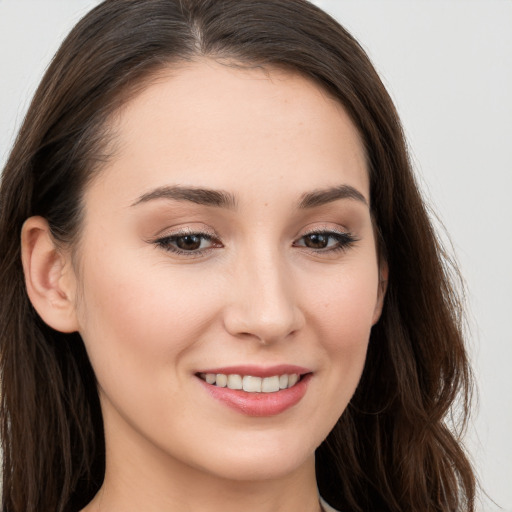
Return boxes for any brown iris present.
[303,233,330,249]
[175,234,203,251]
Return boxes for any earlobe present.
[21,216,79,333]
[372,262,389,325]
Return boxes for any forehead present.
[87,59,368,208]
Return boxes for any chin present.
[191,435,318,482]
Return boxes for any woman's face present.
[71,60,386,483]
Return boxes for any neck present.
[83,411,322,512]
[86,458,321,512]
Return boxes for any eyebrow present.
[130,183,367,210]
[298,185,368,209]
[131,185,237,209]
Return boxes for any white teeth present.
[288,374,299,387]
[262,375,280,393]
[243,375,262,392]
[200,372,301,393]
[227,374,243,390]
[216,373,227,387]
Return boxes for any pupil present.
[177,235,201,250]
[305,233,328,249]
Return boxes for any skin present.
[22,60,387,512]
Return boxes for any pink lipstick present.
[195,365,312,417]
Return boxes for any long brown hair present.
[0,1,475,510]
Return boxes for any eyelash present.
[153,229,358,257]
[292,229,359,254]
[153,229,220,257]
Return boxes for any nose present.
[222,248,305,345]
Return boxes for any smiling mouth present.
[197,372,303,393]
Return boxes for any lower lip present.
[198,374,312,417]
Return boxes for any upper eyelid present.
[160,231,214,240]
[300,227,347,235]
[296,226,353,239]
[154,227,353,240]
[154,226,218,240]
[156,231,220,246]
[153,232,220,257]
[294,228,359,246]
[153,232,355,257]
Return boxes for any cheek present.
[309,259,379,385]
[314,258,379,338]
[75,246,221,383]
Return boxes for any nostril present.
[222,283,305,343]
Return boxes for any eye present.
[154,231,221,255]
[293,230,358,253]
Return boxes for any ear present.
[372,261,388,325]
[21,216,79,333]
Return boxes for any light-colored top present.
[319,496,341,512]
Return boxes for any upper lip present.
[195,364,311,378]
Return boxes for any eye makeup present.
[153,227,223,257]
[151,225,358,259]
[293,228,359,254]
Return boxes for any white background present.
[1,1,511,510]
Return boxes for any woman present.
[0,1,476,511]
